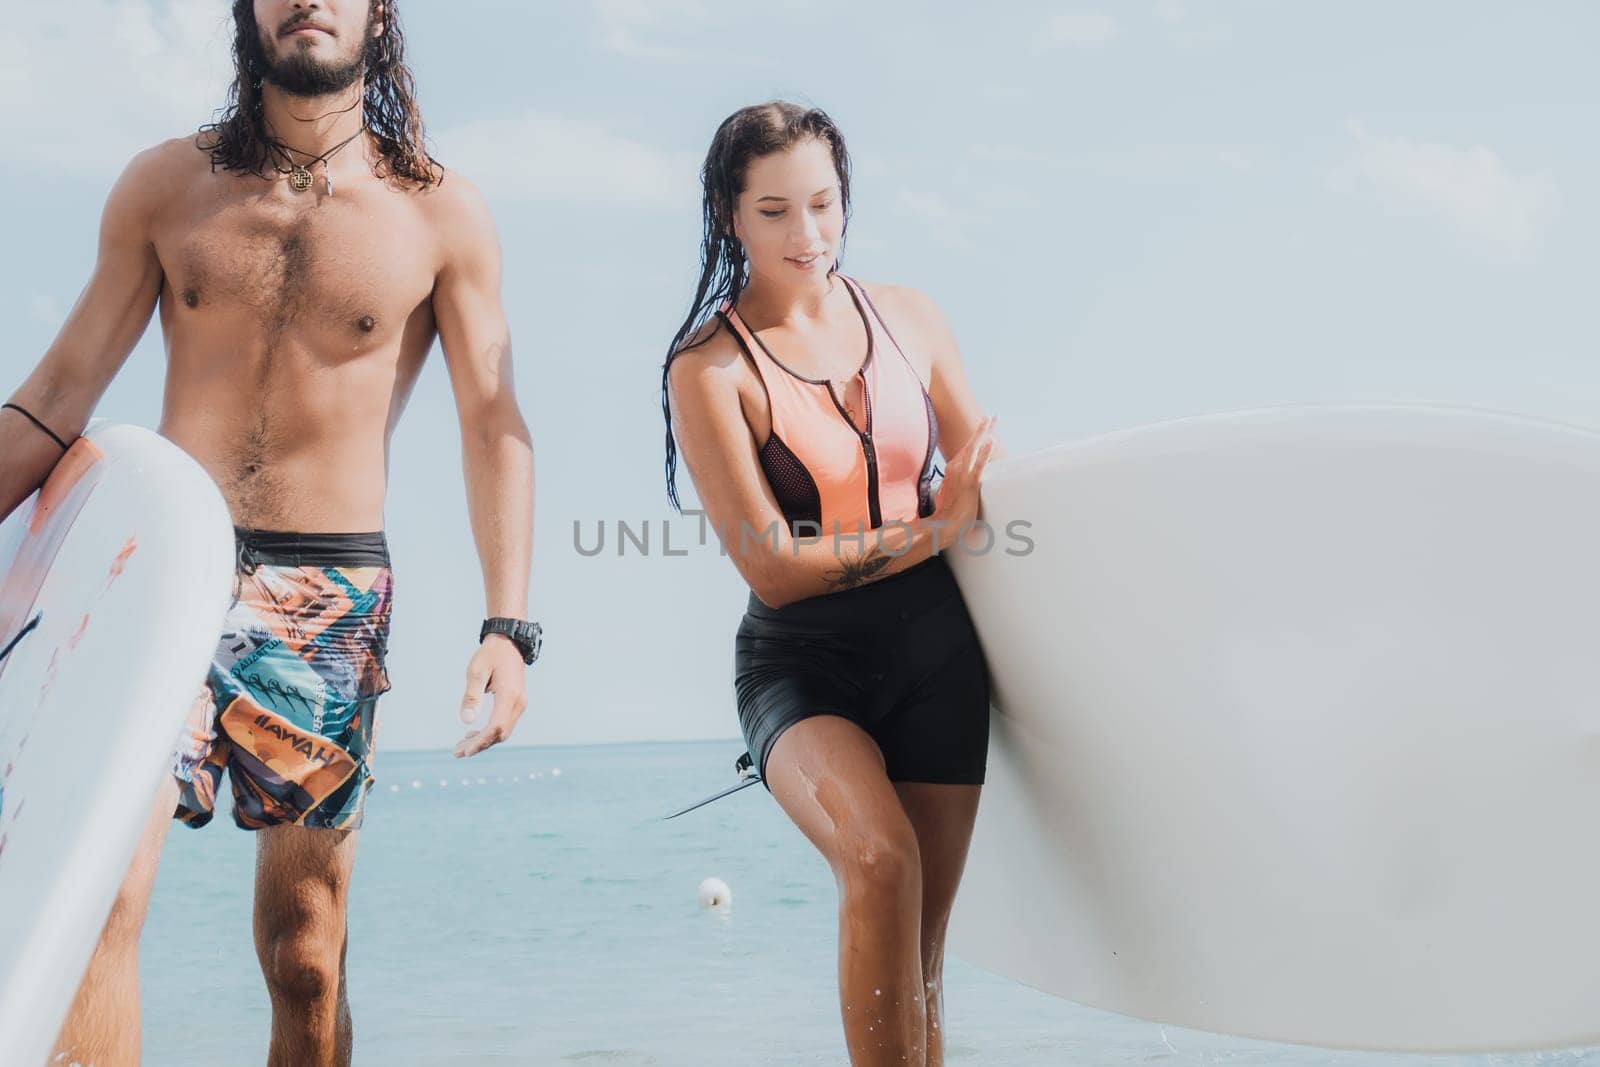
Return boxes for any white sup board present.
[0,422,233,1066]
[946,405,1600,1053]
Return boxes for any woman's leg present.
[765,714,929,1067]
[893,782,982,1067]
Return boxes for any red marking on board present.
[109,536,137,579]
[66,614,91,652]
[38,647,65,702]
[0,437,107,686]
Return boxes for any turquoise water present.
[141,741,1600,1065]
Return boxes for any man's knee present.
[254,825,357,1008]
[261,924,344,1006]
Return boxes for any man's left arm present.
[431,176,536,758]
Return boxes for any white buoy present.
[410,779,422,790]
[387,784,400,793]
[698,877,732,911]
[439,779,448,787]
[551,767,562,777]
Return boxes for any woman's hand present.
[931,415,998,553]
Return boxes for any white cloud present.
[1173,23,1233,48]
[0,0,232,177]
[854,154,890,180]
[1330,121,1559,257]
[971,144,1060,166]
[1151,1,1231,49]
[592,0,709,61]
[970,141,1258,179]
[893,189,982,250]
[435,113,699,210]
[1035,11,1121,52]
[977,184,1042,215]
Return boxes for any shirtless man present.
[0,3,538,1064]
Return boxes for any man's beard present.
[259,26,370,97]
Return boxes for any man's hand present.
[455,635,529,758]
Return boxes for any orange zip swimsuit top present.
[720,275,939,536]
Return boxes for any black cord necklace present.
[268,124,366,196]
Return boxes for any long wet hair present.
[197,0,441,187]
[660,102,853,511]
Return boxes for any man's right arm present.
[1,146,167,522]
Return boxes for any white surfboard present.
[0,422,233,1066]
[946,405,1600,1053]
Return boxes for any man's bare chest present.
[157,192,436,338]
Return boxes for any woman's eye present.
[814,200,834,210]
[760,209,785,219]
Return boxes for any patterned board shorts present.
[173,529,393,831]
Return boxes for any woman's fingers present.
[958,416,997,481]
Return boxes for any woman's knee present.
[835,823,922,907]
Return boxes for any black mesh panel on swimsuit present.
[916,389,940,518]
[759,433,824,534]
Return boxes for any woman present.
[662,101,1000,1067]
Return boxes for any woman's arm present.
[872,284,1007,465]
[668,331,990,609]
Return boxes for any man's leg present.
[253,824,360,1067]
[51,773,181,1067]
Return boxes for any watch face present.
[482,619,539,662]
[515,622,541,662]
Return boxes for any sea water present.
[139,741,1600,1065]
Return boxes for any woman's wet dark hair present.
[660,101,852,511]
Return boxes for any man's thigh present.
[252,826,361,947]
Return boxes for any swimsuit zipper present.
[828,371,882,529]
[859,368,882,529]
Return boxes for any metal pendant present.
[288,166,313,192]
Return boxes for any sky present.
[1,1,1595,750]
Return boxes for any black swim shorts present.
[733,554,991,786]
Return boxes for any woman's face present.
[732,138,844,287]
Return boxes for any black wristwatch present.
[480,617,542,665]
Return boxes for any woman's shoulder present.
[668,315,751,394]
[851,277,946,329]
[850,277,955,377]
